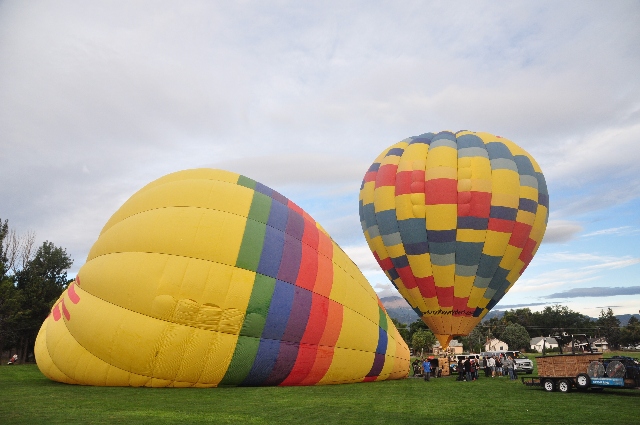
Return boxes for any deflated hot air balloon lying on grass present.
[359,131,548,349]
[35,169,409,387]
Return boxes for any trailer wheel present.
[558,379,571,393]
[542,379,555,392]
[575,373,590,390]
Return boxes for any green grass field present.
[1,357,638,424]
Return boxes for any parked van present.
[481,350,534,374]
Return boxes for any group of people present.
[456,354,518,381]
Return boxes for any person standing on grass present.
[464,357,472,382]
[457,358,465,381]
[422,358,431,382]
[487,355,496,377]
[496,355,503,377]
[509,356,518,380]
[503,356,512,380]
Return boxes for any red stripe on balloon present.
[298,345,335,385]
[416,276,437,298]
[435,286,454,307]
[298,299,343,385]
[395,171,412,195]
[314,233,334,298]
[487,218,515,233]
[300,294,330,345]
[373,252,394,273]
[468,192,491,217]
[518,238,537,266]
[396,266,417,289]
[509,222,533,248]
[363,170,378,183]
[374,164,397,188]
[279,343,319,386]
[424,179,457,204]
[287,200,304,216]
[362,376,377,382]
[453,296,469,316]
[296,243,318,292]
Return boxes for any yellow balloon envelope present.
[359,131,548,348]
[35,169,409,387]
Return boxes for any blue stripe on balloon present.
[241,338,280,386]
[518,198,538,214]
[261,280,295,340]
[427,230,457,243]
[386,148,404,157]
[457,216,489,229]
[257,225,284,278]
[404,241,429,255]
[254,182,273,197]
[267,199,289,232]
[489,206,518,221]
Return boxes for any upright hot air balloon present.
[359,131,548,349]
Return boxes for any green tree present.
[501,323,531,351]
[391,318,409,345]
[411,329,436,357]
[14,241,73,361]
[407,319,428,345]
[531,305,596,337]
[597,308,621,349]
[620,316,640,347]
[459,326,488,353]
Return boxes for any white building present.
[530,337,558,352]
[484,338,508,352]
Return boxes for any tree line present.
[1,218,73,363]
[393,304,640,355]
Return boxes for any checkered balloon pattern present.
[359,131,548,348]
[35,169,409,387]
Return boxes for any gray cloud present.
[542,221,583,243]
[495,302,551,309]
[545,286,640,299]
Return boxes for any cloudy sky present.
[1,1,639,317]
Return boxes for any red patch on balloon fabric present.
[52,304,61,321]
[61,299,71,321]
[374,164,398,188]
[67,283,81,304]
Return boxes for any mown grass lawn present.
[1,361,638,425]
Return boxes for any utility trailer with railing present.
[522,334,640,392]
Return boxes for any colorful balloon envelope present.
[359,131,549,349]
[35,169,409,387]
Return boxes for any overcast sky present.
[1,1,639,317]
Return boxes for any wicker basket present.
[537,354,601,377]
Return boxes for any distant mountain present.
[380,296,419,324]
[615,314,639,326]
[379,298,639,328]
[481,310,505,322]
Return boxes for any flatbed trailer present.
[522,354,640,392]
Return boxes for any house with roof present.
[484,338,508,352]
[530,336,558,352]
[589,337,609,352]
[433,339,464,355]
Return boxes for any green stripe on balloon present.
[220,273,276,386]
